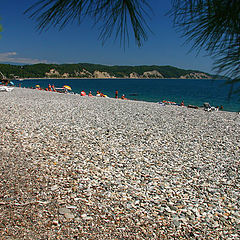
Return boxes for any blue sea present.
[13,78,240,112]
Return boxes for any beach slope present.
[0,88,239,239]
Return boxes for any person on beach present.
[88,91,93,97]
[81,90,86,96]
[121,94,127,100]
[181,100,184,106]
[48,84,52,91]
[96,91,100,97]
[52,84,56,92]
[115,90,118,98]
[1,80,9,86]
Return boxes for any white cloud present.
[0,52,50,64]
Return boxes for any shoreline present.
[15,77,221,80]
[16,86,239,113]
[13,78,239,113]
[0,88,239,238]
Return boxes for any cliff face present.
[180,72,211,79]
[129,70,164,78]
[142,70,164,78]
[129,72,139,78]
[78,69,92,78]
[45,68,211,79]
[45,69,60,77]
[75,69,115,78]
[93,71,114,78]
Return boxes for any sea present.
[13,78,240,112]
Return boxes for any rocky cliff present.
[45,68,211,79]
[142,70,164,78]
[180,72,211,79]
[93,71,115,78]
[129,72,140,78]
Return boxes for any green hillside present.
[0,63,214,79]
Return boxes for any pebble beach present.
[0,88,239,239]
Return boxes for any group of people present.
[35,84,56,91]
[115,90,127,99]
[34,84,71,93]
[47,84,56,92]
[79,90,127,99]
[32,84,129,100]
[80,90,108,97]
[1,80,14,86]
[161,99,224,110]
[33,85,127,100]
[41,84,57,92]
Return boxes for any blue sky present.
[0,0,215,73]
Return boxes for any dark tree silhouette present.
[25,0,151,47]
[169,0,240,91]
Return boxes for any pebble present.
[0,88,239,239]
[173,218,180,227]
[59,208,72,215]
[81,214,93,221]
[52,220,59,226]
[50,185,59,191]
[64,212,74,219]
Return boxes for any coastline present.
[14,83,239,113]
[0,88,239,239]
[17,77,218,80]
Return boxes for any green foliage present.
[0,63,213,79]
[169,0,240,87]
[25,0,151,47]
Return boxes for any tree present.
[25,0,151,47]
[169,0,240,93]
[25,0,239,86]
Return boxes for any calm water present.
[13,78,240,112]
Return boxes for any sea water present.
[13,78,240,112]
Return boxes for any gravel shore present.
[0,88,239,239]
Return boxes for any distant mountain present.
[0,63,224,80]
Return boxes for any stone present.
[173,219,180,227]
[64,213,74,219]
[59,208,72,215]
[51,185,59,191]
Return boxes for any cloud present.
[0,52,50,64]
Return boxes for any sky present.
[0,0,215,73]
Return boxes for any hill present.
[0,63,216,79]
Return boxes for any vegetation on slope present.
[0,63,213,79]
